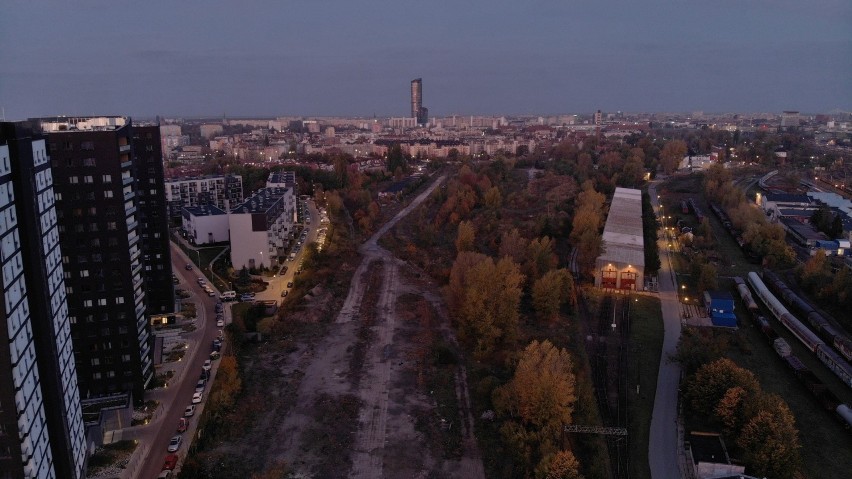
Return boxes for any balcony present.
[119,144,131,153]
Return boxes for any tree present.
[532,269,574,321]
[526,236,558,282]
[538,450,583,479]
[684,358,760,418]
[494,340,577,457]
[484,186,503,210]
[660,140,687,174]
[736,405,801,479]
[714,386,748,434]
[455,220,475,254]
[570,183,606,276]
[500,229,529,264]
[696,263,718,292]
[672,328,730,375]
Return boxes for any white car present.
[216,319,224,327]
[184,405,195,417]
[202,360,211,371]
[192,392,203,404]
[167,435,182,452]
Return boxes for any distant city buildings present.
[1,122,88,479]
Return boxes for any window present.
[84,176,93,184]
[91,358,100,366]
[104,190,114,198]
[81,141,94,151]
[97,298,107,306]
[68,176,79,184]
[83,300,93,307]
[107,222,117,231]
[69,316,77,324]
[83,158,96,166]
[80,270,89,278]
[65,286,73,294]
[121,354,131,362]
[88,207,97,216]
[55,192,62,201]
[102,174,112,183]
[115,297,125,304]
[93,373,102,379]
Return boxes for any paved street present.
[647,182,686,479]
[128,244,230,479]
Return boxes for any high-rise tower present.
[0,121,88,479]
[410,78,428,126]
[37,116,157,401]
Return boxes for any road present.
[647,182,686,479]
[254,198,321,302]
[134,244,228,479]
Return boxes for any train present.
[747,271,852,390]
[761,270,852,362]
[733,276,759,313]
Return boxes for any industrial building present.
[594,187,645,290]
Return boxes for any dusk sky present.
[1,1,850,119]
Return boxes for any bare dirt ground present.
[267,174,485,478]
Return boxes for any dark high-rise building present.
[132,124,174,314]
[410,78,429,126]
[37,116,156,401]
[0,122,88,479]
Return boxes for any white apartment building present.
[165,175,243,218]
[181,205,230,245]
[229,187,296,269]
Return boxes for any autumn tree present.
[449,254,524,357]
[684,358,760,418]
[672,328,730,375]
[570,182,606,276]
[736,403,801,479]
[484,186,503,210]
[500,229,530,264]
[526,236,558,282]
[696,263,718,292]
[537,450,583,479]
[210,355,242,410]
[660,139,687,174]
[494,340,577,469]
[455,220,475,254]
[532,269,575,321]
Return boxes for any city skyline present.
[1,1,851,119]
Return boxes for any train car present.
[835,336,852,362]
[735,282,759,313]
[815,344,852,389]
[837,404,852,428]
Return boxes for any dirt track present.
[274,174,485,478]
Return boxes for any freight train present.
[733,276,759,313]
[747,272,852,390]
[761,270,852,362]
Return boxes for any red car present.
[162,454,178,470]
[177,418,188,433]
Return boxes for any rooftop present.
[36,116,128,132]
[231,187,290,214]
[183,204,226,217]
[598,188,645,267]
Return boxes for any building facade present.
[164,175,244,219]
[411,78,428,126]
[39,117,154,401]
[594,188,645,291]
[182,205,229,245]
[229,187,295,269]
[133,125,174,314]
[0,122,88,479]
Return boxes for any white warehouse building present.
[229,187,296,270]
[181,205,230,245]
[594,188,645,291]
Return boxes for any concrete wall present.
[229,213,272,269]
[185,214,229,245]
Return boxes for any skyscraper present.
[132,124,174,315]
[0,122,88,479]
[37,116,156,401]
[410,78,428,126]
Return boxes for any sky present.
[1,0,850,119]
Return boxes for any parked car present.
[281,289,289,298]
[167,435,182,452]
[287,281,293,288]
[209,351,220,360]
[192,392,203,404]
[195,379,205,393]
[202,360,212,371]
[212,340,221,352]
[217,330,224,341]
[216,319,224,327]
[158,471,173,479]
[184,405,196,417]
[207,290,217,297]
[162,454,178,470]
[214,303,224,312]
[239,294,253,302]
[185,264,193,270]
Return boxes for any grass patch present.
[415,342,463,459]
[302,393,362,478]
[627,296,663,479]
[86,439,137,472]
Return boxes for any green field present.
[627,295,664,479]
